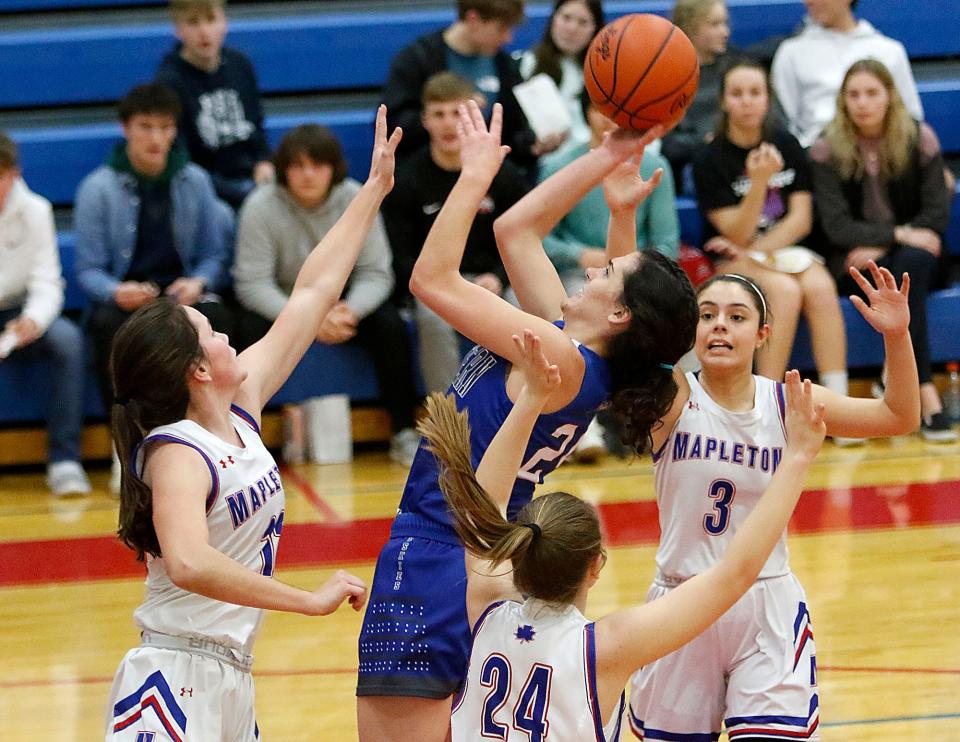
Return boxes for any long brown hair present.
[419,394,604,605]
[822,58,917,181]
[529,0,604,86]
[111,300,205,560]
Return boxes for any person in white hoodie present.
[771,0,923,149]
[0,131,90,497]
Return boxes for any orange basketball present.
[584,13,700,132]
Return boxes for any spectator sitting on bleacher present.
[0,132,91,498]
[381,72,529,395]
[157,0,274,210]
[692,60,855,408]
[538,88,680,459]
[661,0,734,193]
[809,58,957,442]
[74,82,233,490]
[381,0,548,176]
[515,0,604,172]
[771,0,922,150]
[233,124,422,466]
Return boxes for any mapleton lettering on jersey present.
[225,464,283,529]
[671,431,782,472]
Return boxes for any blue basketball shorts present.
[356,534,471,699]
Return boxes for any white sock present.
[820,370,848,396]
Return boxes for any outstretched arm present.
[494,125,662,320]
[595,371,825,707]
[409,101,587,408]
[812,261,920,437]
[602,154,663,259]
[235,106,401,417]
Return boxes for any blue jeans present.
[0,308,86,463]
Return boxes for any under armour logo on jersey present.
[515,624,536,643]
[219,456,235,469]
[688,400,700,411]
[180,687,193,697]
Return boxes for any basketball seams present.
[609,14,636,105]
[627,61,700,129]
[613,24,676,116]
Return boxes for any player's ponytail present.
[607,250,697,454]
[110,300,204,560]
[420,394,604,605]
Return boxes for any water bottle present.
[944,362,960,423]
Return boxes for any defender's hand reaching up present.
[510,329,561,406]
[457,100,511,185]
[368,104,402,193]
[847,260,911,337]
[603,154,664,214]
[783,370,826,463]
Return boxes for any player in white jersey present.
[103,106,401,741]
[417,328,830,742]
[629,265,920,742]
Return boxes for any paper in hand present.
[512,73,573,140]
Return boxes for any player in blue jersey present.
[417,332,829,742]
[356,101,698,741]
[104,107,399,741]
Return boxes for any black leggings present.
[837,245,939,384]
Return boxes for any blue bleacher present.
[1,0,959,428]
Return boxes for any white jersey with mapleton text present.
[652,372,788,581]
[451,598,624,742]
[133,404,285,656]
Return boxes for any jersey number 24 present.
[480,654,553,741]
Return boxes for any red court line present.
[819,665,960,676]
[2,478,959,586]
[279,464,343,523]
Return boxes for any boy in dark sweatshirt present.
[157,0,274,209]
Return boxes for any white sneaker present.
[47,461,92,498]
[109,447,122,497]
[389,428,421,467]
[572,418,607,464]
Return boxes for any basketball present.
[584,13,700,132]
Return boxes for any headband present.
[720,274,768,324]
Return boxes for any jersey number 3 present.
[703,479,736,535]
[480,654,552,741]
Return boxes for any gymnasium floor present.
[1,433,958,740]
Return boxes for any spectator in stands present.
[515,0,604,172]
[693,60,854,406]
[662,0,733,192]
[74,82,233,488]
[381,0,550,175]
[809,58,956,442]
[541,90,679,459]
[771,0,923,149]
[157,0,274,209]
[382,72,529,394]
[233,124,422,465]
[0,132,90,497]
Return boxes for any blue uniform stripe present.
[113,670,187,731]
[230,404,260,434]
[727,693,819,728]
[142,433,220,513]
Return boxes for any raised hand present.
[368,104,402,193]
[309,569,368,615]
[599,123,664,165]
[847,260,910,336]
[510,329,561,405]
[783,370,826,462]
[602,154,664,214]
[458,100,511,184]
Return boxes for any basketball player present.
[356,101,697,741]
[104,106,400,741]
[628,263,919,741]
[417,331,829,742]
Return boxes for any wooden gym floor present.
[0,433,958,740]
